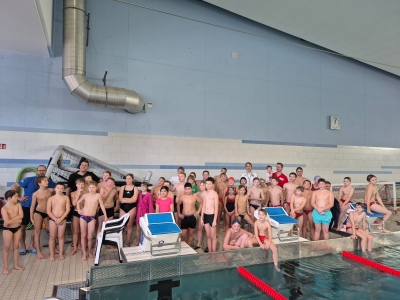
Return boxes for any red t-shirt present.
[272,172,288,188]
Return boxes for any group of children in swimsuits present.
[1,165,392,275]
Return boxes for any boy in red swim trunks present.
[336,177,354,231]
[283,172,297,214]
[302,180,314,240]
[254,209,279,271]
[290,186,306,237]
[269,177,283,207]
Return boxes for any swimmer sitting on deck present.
[346,202,373,252]
[254,209,280,271]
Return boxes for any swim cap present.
[228,177,235,181]
[314,175,321,180]
[232,219,241,225]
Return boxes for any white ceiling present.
[0,0,51,57]
[204,0,400,76]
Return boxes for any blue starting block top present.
[272,215,299,225]
[349,204,384,218]
[148,223,181,235]
[264,207,299,225]
[265,207,286,216]
[147,213,174,224]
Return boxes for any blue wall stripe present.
[333,171,392,175]
[0,161,307,170]
[381,166,400,169]
[204,162,306,168]
[113,165,161,169]
[242,140,337,148]
[0,126,108,136]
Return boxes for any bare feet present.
[70,249,78,256]
[55,248,60,254]
[59,255,65,261]
[89,252,94,259]
[14,265,24,271]
[49,257,55,262]
[77,245,82,250]
[2,269,10,275]
[82,254,87,262]
[37,253,46,259]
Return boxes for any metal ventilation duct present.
[62,0,143,113]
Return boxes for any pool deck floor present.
[1,214,400,300]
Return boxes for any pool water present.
[89,246,400,299]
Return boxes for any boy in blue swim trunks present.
[311,178,334,240]
[77,181,107,261]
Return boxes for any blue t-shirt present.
[18,176,56,208]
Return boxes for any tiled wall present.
[1,129,399,196]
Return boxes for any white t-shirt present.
[169,175,179,186]
[240,172,257,188]
[265,172,271,183]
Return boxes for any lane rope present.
[237,266,288,300]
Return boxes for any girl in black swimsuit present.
[118,174,138,247]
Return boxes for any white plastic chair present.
[94,214,130,266]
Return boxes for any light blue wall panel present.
[127,59,205,136]
[320,53,365,95]
[267,82,321,143]
[87,0,129,58]
[364,95,400,147]
[128,4,206,70]
[364,66,400,98]
[205,26,269,79]
[319,90,365,145]
[204,72,267,140]
[0,81,26,127]
[1,0,400,148]
[268,40,320,88]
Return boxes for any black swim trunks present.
[98,207,114,218]
[34,209,48,219]
[3,226,21,234]
[203,213,214,227]
[21,206,31,226]
[249,204,260,210]
[181,214,196,229]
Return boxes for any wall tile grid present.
[0,130,399,196]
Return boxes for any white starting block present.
[254,207,299,241]
[345,203,385,233]
[139,212,182,256]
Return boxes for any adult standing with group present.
[241,162,257,188]
[10,165,56,255]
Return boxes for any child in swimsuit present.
[224,186,236,231]
[289,186,306,238]
[77,181,107,261]
[346,202,373,252]
[47,183,71,261]
[2,190,24,275]
[70,178,85,256]
[235,185,254,231]
[30,176,53,259]
[254,209,279,271]
[117,173,138,247]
